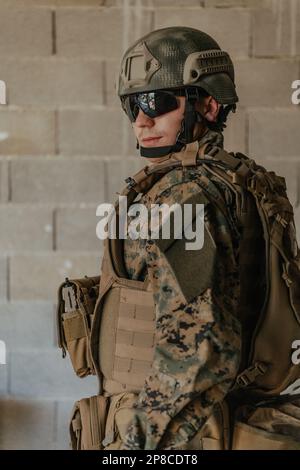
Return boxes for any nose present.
[134,107,154,128]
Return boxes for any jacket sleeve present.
[121,181,242,450]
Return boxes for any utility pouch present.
[69,395,109,450]
[57,276,100,377]
[232,401,300,450]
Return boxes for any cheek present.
[159,113,183,136]
[165,115,183,140]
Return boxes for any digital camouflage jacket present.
[120,129,243,450]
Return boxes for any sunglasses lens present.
[123,91,179,122]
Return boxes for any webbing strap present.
[125,167,149,187]
[104,378,141,394]
[120,286,154,307]
[63,313,87,341]
[72,414,82,432]
[112,371,150,387]
[176,140,199,166]
[118,317,155,333]
[210,147,252,187]
[115,343,154,361]
[114,357,153,379]
[210,147,242,171]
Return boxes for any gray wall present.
[0,0,299,449]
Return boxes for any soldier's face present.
[132,96,186,150]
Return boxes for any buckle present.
[62,283,78,312]
[236,374,251,387]
[236,362,267,388]
[247,175,267,198]
[275,213,288,228]
[125,176,136,189]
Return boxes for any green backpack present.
[195,147,300,399]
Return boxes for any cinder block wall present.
[0,0,299,450]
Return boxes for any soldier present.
[62,26,300,451]
[99,26,244,451]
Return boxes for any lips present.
[141,136,162,145]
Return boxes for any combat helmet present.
[117,26,238,158]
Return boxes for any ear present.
[196,96,221,123]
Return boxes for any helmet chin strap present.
[139,98,204,158]
[139,141,184,158]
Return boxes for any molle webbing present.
[100,284,155,395]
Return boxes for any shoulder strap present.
[109,144,258,284]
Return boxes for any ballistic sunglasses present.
[121,90,184,122]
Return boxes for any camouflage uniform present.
[58,25,300,450]
[119,129,242,450]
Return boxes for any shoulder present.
[148,166,213,207]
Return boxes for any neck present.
[145,154,174,166]
[145,128,224,165]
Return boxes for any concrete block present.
[154,7,251,58]
[0,206,53,253]
[10,349,98,398]
[294,205,300,241]
[143,0,202,5]
[55,0,109,4]
[58,109,123,156]
[54,399,75,449]
[0,358,8,396]
[249,108,300,159]
[10,253,101,300]
[0,8,52,57]
[264,160,299,208]
[115,0,200,4]
[223,107,246,154]
[253,5,300,57]
[0,257,7,301]
[0,302,55,349]
[105,157,145,203]
[105,60,120,107]
[205,0,262,6]
[0,109,55,155]
[56,206,103,251]
[121,6,154,50]
[0,160,9,202]
[1,58,104,107]
[0,0,108,4]
[11,158,105,203]
[0,398,55,449]
[235,59,299,107]
[56,8,123,58]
